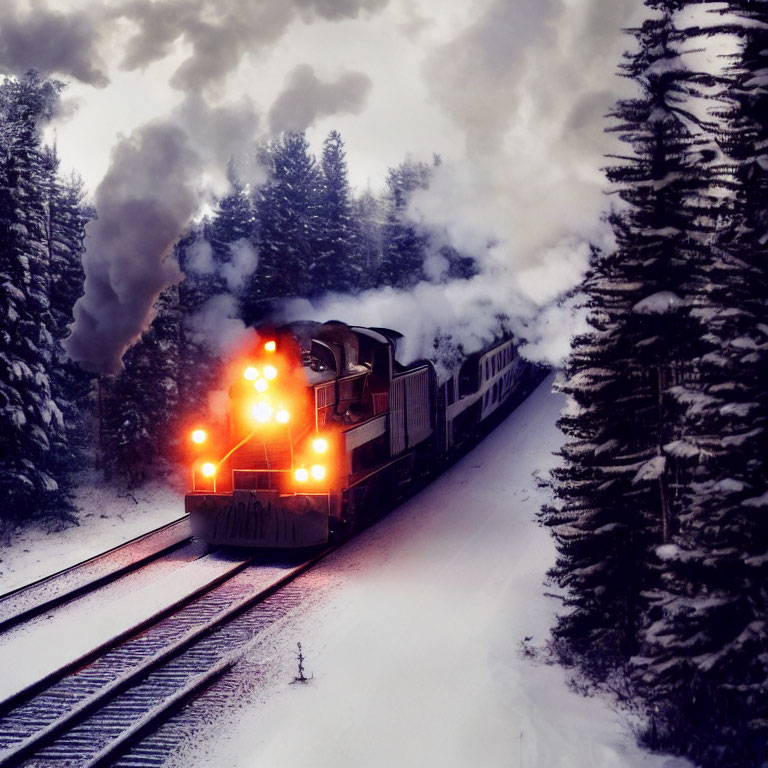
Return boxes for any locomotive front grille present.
[232,470,287,490]
[229,438,293,471]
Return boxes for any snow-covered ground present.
[168,377,694,768]
[0,473,185,594]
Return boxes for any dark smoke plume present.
[0,1,108,86]
[65,123,198,373]
[268,65,373,134]
[1,0,390,91]
[66,93,262,373]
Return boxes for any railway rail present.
[0,542,332,767]
[0,517,192,634]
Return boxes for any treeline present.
[542,2,767,767]
[0,70,475,521]
[0,72,92,530]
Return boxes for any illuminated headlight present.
[191,429,207,444]
[254,378,268,393]
[244,366,258,381]
[252,403,273,423]
[201,462,216,478]
[313,438,328,453]
[310,465,326,481]
[264,340,276,352]
[295,468,309,482]
[263,365,278,380]
[276,409,290,424]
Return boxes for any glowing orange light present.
[263,365,278,380]
[295,468,309,482]
[254,378,268,393]
[313,438,328,454]
[310,465,326,481]
[191,429,207,444]
[264,340,276,353]
[276,409,290,424]
[244,366,259,381]
[252,403,273,423]
[201,462,216,478]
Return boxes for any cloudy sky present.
[0,0,646,372]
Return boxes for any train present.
[185,321,545,548]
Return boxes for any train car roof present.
[350,326,392,346]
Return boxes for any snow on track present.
[0,551,274,706]
[170,376,694,768]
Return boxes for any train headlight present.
[191,429,207,444]
[254,378,268,393]
[201,462,216,478]
[244,366,259,381]
[310,465,326,481]
[252,403,273,423]
[295,468,309,482]
[264,340,276,353]
[313,438,328,454]
[263,365,277,380]
[276,409,290,424]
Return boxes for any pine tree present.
[0,71,74,526]
[379,159,431,288]
[631,4,768,764]
[244,132,321,322]
[41,149,94,502]
[544,0,717,671]
[352,189,385,289]
[99,285,183,486]
[314,130,358,294]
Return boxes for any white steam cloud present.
[185,294,253,359]
[278,0,641,373]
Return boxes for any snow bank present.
[0,473,185,594]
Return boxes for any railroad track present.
[0,541,332,767]
[0,517,193,634]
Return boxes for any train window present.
[484,391,489,408]
[485,360,489,379]
[493,382,498,402]
[491,358,495,376]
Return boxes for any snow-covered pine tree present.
[245,132,321,322]
[314,130,358,295]
[0,71,74,526]
[41,148,94,503]
[544,0,717,671]
[379,159,431,288]
[210,162,256,268]
[631,4,768,764]
[99,284,183,486]
[352,189,385,289]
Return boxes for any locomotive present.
[185,321,544,548]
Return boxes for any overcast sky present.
[2,0,640,193]
[0,0,646,372]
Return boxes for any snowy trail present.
[170,377,693,768]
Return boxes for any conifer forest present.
[0,1,766,766]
